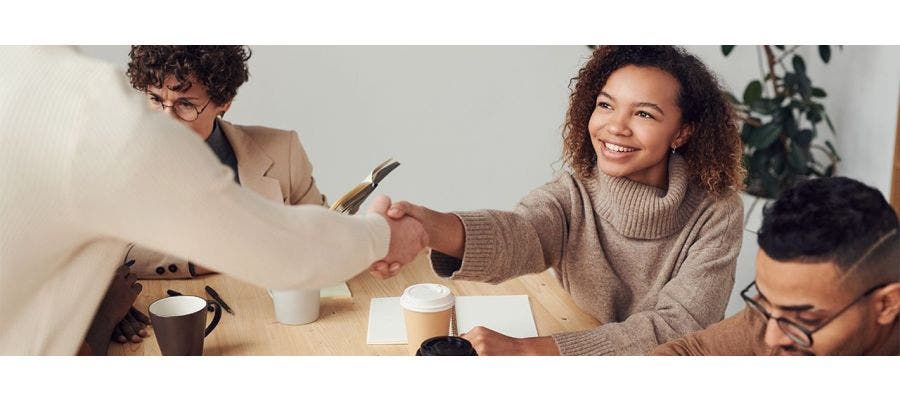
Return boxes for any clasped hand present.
[366,194,429,279]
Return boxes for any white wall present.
[79,46,590,212]
[80,45,899,316]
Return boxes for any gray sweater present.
[431,155,743,355]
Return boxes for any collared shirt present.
[205,118,240,184]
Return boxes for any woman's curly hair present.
[126,45,251,105]
[563,46,745,195]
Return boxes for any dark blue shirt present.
[205,119,240,184]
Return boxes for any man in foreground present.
[652,177,899,356]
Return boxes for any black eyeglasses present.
[147,94,212,122]
[741,281,887,348]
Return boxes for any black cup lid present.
[416,336,477,356]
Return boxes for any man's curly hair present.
[126,45,251,105]
[563,46,745,195]
[758,177,899,270]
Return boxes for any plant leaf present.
[761,169,780,198]
[818,45,832,63]
[750,122,781,148]
[741,123,755,142]
[743,80,763,104]
[798,74,813,100]
[811,87,827,98]
[794,129,814,147]
[807,108,822,124]
[722,45,736,56]
[792,55,806,74]
[750,98,780,115]
[824,113,836,135]
[787,142,809,173]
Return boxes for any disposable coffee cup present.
[267,288,320,325]
[416,336,477,356]
[400,283,454,355]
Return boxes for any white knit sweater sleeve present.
[66,60,389,290]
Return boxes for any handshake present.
[365,194,436,279]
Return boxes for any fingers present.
[462,326,491,355]
[118,317,141,343]
[124,313,148,338]
[386,201,411,219]
[368,262,391,279]
[367,194,392,215]
[367,261,403,279]
[124,271,142,293]
[124,272,138,286]
[130,307,151,325]
[112,325,127,344]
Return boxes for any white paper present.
[366,295,537,345]
[320,282,351,298]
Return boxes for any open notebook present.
[366,295,538,345]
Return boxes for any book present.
[329,158,401,215]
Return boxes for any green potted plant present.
[722,45,841,200]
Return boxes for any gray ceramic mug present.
[148,295,221,356]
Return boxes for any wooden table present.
[109,252,598,355]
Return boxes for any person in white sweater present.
[0,46,427,355]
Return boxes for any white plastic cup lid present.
[400,283,454,312]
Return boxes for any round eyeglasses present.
[147,95,212,122]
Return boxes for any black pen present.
[205,285,234,315]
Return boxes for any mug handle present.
[205,301,222,337]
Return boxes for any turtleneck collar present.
[583,154,704,239]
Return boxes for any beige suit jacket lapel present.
[219,119,284,203]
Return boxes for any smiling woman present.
[564,46,745,196]
[379,46,747,356]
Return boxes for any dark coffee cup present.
[415,336,478,356]
[149,295,221,356]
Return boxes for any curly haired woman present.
[103,46,327,345]
[378,46,747,355]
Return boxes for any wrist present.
[518,336,561,356]
[432,212,465,258]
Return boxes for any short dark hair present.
[758,177,898,275]
[126,45,251,105]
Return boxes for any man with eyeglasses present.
[652,177,899,356]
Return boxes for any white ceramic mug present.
[267,288,320,325]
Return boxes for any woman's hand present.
[367,198,467,279]
[462,326,561,356]
[387,200,466,258]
